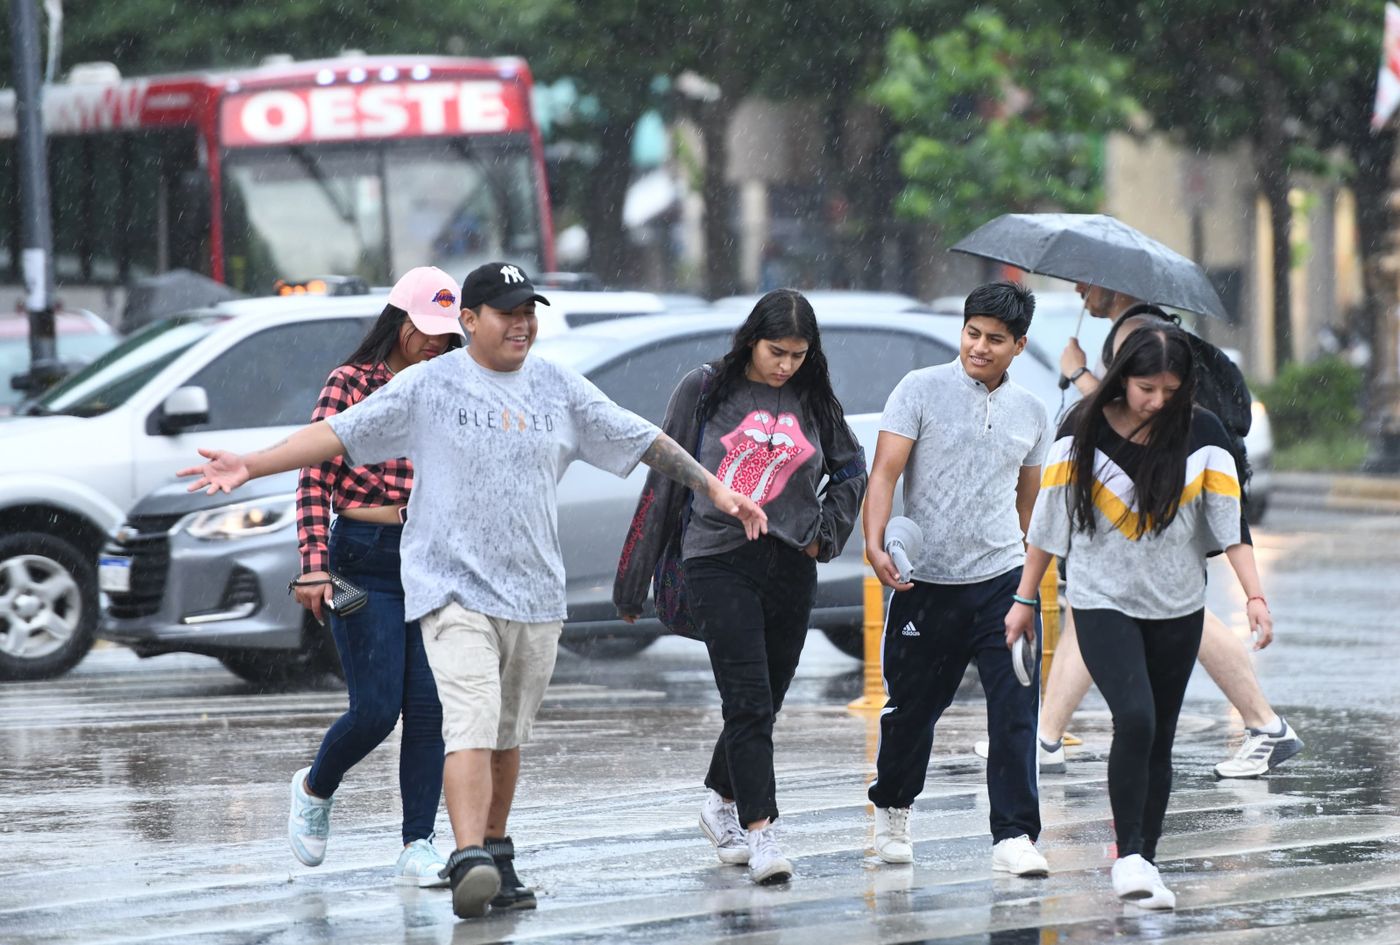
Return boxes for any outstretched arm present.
[179,421,346,495]
[640,433,768,540]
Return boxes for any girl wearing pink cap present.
[285,267,464,887]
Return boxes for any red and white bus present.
[0,55,555,311]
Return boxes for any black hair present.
[1069,322,1197,538]
[701,289,845,442]
[340,303,463,368]
[963,281,1036,339]
[1100,302,1180,366]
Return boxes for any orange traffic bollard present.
[848,560,887,713]
[1038,558,1061,692]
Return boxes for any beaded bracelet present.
[1011,593,1039,607]
[1246,595,1269,609]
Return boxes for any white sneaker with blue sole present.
[395,837,449,888]
[288,765,334,867]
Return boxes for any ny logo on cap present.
[500,265,525,284]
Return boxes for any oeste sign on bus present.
[221,80,528,146]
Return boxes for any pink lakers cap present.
[387,266,467,338]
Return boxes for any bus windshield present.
[222,137,542,293]
[32,316,222,418]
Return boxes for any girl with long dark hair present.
[614,289,867,885]
[1006,323,1272,910]
[287,267,467,890]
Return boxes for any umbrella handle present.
[1059,303,1090,390]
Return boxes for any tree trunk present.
[1255,11,1293,374]
[1352,128,1400,471]
[585,119,634,286]
[699,99,738,298]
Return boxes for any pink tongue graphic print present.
[715,410,813,505]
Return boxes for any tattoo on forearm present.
[642,436,711,493]
[247,437,292,465]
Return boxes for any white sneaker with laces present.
[288,766,334,867]
[1135,861,1177,910]
[746,825,793,885]
[1111,854,1157,900]
[1213,718,1304,779]
[1038,738,1067,774]
[991,835,1048,876]
[873,806,913,863]
[698,791,750,865]
[394,837,449,888]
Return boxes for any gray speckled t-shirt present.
[327,349,659,623]
[880,359,1049,584]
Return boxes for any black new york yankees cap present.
[460,261,551,311]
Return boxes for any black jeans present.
[868,569,1042,843]
[1074,607,1204,861]
[685,538,817,827]
[307,519,444,845]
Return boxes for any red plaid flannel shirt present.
[296,362,413,573]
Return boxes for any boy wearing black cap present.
[176,261,768,920]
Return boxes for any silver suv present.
[100,305,1066,679]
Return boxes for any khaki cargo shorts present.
[420,601,564,753]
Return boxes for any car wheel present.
[0,531,99,681]
[821,626,865,660]
[559,631,660,659]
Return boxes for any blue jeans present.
[306,518,444,845]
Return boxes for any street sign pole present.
[8,0,57,390]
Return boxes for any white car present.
[0,286,695,681]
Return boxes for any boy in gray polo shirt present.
[863,282,1050,875]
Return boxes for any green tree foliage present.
[1259,356,1365,449]
[1062,0,1392,372]
[870,11,1137,239]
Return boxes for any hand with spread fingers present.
[178,448,250,495]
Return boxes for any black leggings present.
[1075,608,1204,861]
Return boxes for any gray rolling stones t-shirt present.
[327,349,659,623]
[880,359,1049,584]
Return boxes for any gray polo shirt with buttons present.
[880,358,1049,584]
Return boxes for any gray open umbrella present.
[950,213,1227,319]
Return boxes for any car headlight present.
[179,495,296,540]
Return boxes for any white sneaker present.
[1111,854,1157,900]
[1135,861,1177,910]
[991,835,1048,876]
[975,738,1066,775]
[873,807,913,864]
[1213,718,1304,779]
[394,837,449,888]
[699,791,750,865]
[746,825,793,885]
[287,766,333,867]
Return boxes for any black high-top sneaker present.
[440,846,500,919]
[485,836,537,910]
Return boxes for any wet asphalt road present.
[2,505,1399,944]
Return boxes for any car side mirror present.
[159,385,210,434]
